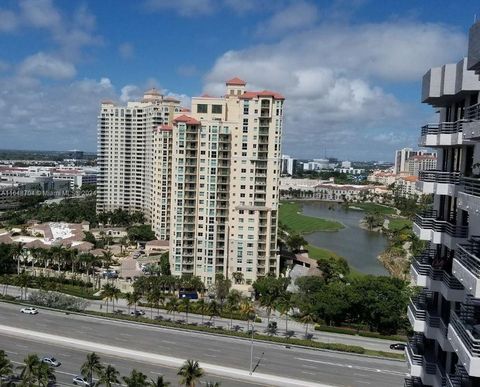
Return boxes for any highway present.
[3,286,401,353]
[0,302,407,386]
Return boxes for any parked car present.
[130,310,145,316]
[42,356,61,367]
[73,376,93,386]
[390,343,406,350]
[20,307,38,315]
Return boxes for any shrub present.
[28,290,90,311]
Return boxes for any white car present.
[73,376,92,386]
[42,356,61,367]
[20,307,38,315]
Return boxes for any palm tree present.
[17,353,40,385]
[300,310,316,339]
[102,251,115,271]
[14,272,31,301]
[123,369,148,387]
[207,301,219,326]
[195,299,207,324]
[226,290,241,329]
[205,383,221,387]
[147,289,162,319]
[259,293,276,327]
[148,375,170,387]
[34,362,56,387]
[277,293,292,333]
[101,284,120,313]
[177,360,204,387]
[240,300,255,332]
[98,364,120,387]
[181,298,190,323]
[12,242,25,275]
[0,350,13,382]
[81,352,104,386]
[166,298,179,319]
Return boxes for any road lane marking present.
[15,344,28,348]
[204,354,217,358]
[302,365,317,369]
[0,325,329,387]
[207,348,222,352]
[4,350,18,355]
[301,371,316,375]
[295,358,406,376]
[160,340,176,344]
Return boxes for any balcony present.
[413,210,469,249]
[417,170,460,196]
[406,338,447,386]
[453,237,480,298]
[411,251,465,302]
[458,177,480,218]
[448,311,480,377]
[463,103,480,140]
[420,121,466,147]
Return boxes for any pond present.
[301,201,389,275]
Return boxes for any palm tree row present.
[0,350,218,387]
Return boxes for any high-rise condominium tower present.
[405,22,480,387]
[97,78,284,285]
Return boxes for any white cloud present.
[256,1,319,36]
[204,20,465,159]
[145,0,215,17]
[177,64,198,77]
[0,9,19,32]
[19,52,76,80]
[118,42,134,59]
[19,0,62,29]
[120,85,141,102]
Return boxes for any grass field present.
[306,244,343,260]
[349,202,396,215]
[279,202,343,234]
[387,218,413,232]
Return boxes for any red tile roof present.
[199,93,215,98]
[173,115,201,125]
[226,77,246,86]
[156,124,173,131]
[180,108,191,112]
[239,90,285,100]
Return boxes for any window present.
[197,104,208,113]
[212,105,222,114]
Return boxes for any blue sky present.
[0,0,478,161]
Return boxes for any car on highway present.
[389,343,406,350]
[73,376,93,386]
[42,356,61,367]
[130,310,146,316]
[20,307,38,315]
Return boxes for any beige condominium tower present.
[97,78,285,285]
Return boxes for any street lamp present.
[249,314,256,375]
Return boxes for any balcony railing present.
[462,177,480,197]
[465,102,480,121]
[456,237,480,278]
[450,311,480,357]
[414,210,469,238]
[421,120,467,135]
[407,340,424,366]
[419,170,461,184]
[411,250,463,289]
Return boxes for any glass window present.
[197,104,208,113]
[212,105,222,114]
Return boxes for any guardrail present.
[462,177,480,197]
[450,312,480,357]
[421,120,467,135]
[455,239,480,278]
[465,102,480,121]
[414,211,469,238]
[419,170,461,184]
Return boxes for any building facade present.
[405,23,480,387]
[97,78,284,285]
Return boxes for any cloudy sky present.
[0,0,476,160]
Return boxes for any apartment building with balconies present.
[98,78,284,285]
[405,22,480,387]
[96,89,181,220]
[169,78,284,285]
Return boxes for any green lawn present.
[387,218,413,232]
[306,244,342,260]
[349,203,396,215]
[279,202,343,234]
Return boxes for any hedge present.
[315,325,407,342]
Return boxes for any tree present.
[34,362,56,387]
[177,360,204,387]
[159,253,171,276]
[123,369,148,387]
[205,383,221,387]
[126,291,142,314]
[166,298,179,319]
[195,299,207,324]
[212,274,231,310]
[81,352,104,386]
[207,301,220,325]
[232,272,244,285]
[148,375,170,387]
[127,225,156,243]
[299,310,315,339]
[277,293,292,333]
[12,242,25,275]
[0,350,13,382]
[17,354,41,386]
[147,289,163,319]
[101,283,120,312]
[240,300,255,332]
[286,233,307,252]
[226,290,241,328]
[181,297,190,323]
[98,365,120,387]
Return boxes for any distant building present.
[281,155,295,175]
[336,167,365,175]
[405,154,437,177]
[302,158,330,171]
[395,175,421,197]
[341,160,352,168]
[368,170,396,186]
[394,147,436,174]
